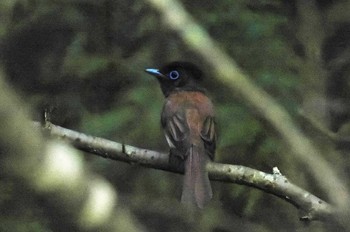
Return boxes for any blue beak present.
[145,68,162,76]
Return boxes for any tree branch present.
[42,122,334,221]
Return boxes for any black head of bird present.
[145,61,205,97]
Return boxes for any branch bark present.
[42,122,334,221]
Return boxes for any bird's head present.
[145,61,204,97]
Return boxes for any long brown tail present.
[181,144,212,208]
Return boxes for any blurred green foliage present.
[0,0,349,231]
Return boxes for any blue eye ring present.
[169,70,180,80]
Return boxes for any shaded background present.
[0,0,349,231]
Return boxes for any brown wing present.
[200,116,216,160]
[161,112,189,150]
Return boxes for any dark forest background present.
[0,0,350,231]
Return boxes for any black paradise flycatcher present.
[145,61,217,208]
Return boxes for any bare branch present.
[42,122,335,221]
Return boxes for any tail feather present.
[181,145,212,208]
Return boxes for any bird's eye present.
[169,70,180,80]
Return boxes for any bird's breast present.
[164,91,214,116]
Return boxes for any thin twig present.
[299,110,350,149]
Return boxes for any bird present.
[145,61,216,208]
